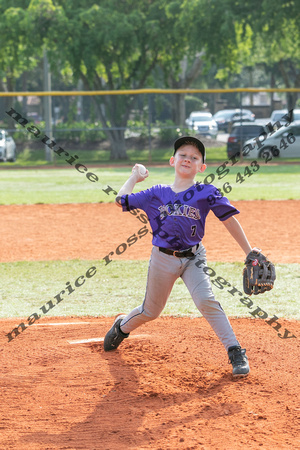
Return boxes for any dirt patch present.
[0,316,299,449]
[1,200,299,448]
[1,200,299,263]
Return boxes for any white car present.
[243,121,300,160]
[185,111,218,139]
[270,109,300,124]
[0,130,17,162]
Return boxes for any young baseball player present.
[104,136,253,377]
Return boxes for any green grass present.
[2,145,229,166]
[0,163,300,204]
[1,260,299,320]
[3,144,300,167]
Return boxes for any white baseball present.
[137,164,147,175]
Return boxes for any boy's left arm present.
[223,216,276,295]
[222,216,252,256]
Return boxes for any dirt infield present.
[1,200,299,449]
[1,316,299,449]
[1,200,300,263]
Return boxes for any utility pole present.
[43,49,53,162]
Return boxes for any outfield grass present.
[3,144,300,167]
[1,159,299,323]
[1,260,299,320]
[0,164,300,205]
[3,145,228,166]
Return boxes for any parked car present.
[270,109,300,126]
[270,109,289,124]
[213,109,255,132]
[243,121,300,159]
[0,130,16,162]
[185,111,218,139]
[27,112,43,123]
[227,122,267,158]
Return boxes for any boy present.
[104,136,253,377]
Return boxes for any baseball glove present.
[243,248,276,295]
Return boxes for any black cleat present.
[228,346,250,377]
[104,315,129,351]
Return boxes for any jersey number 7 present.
[191,225,197,237]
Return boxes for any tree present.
[252,21,300,110]
[0,1,40,120]
[222,0,300,109]
[2,0,299,160]
[159,0,255,125]
[24,0,255,159]
[33,0,206,159]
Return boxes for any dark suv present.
[227,123,267,158]
[213,109,255,132]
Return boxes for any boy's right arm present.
[115,164,149,207]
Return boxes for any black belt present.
[159,244,199,258]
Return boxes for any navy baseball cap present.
[173,136,206,161]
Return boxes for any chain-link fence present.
[1,88,300,163]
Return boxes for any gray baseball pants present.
[120,243,240,351]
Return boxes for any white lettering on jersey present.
[158,203,200,220]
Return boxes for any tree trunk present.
[249,68,254,106]
[278,60,298,111]
[270,71,275,115]
[106,128,128,160]
[173,93,186,126]
[168,52,205,128]
[93,97,130,160]
[22,72,27,115]
[287,93,296,112]
[1,77,17,126]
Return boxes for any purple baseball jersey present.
[121,183,239,250]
